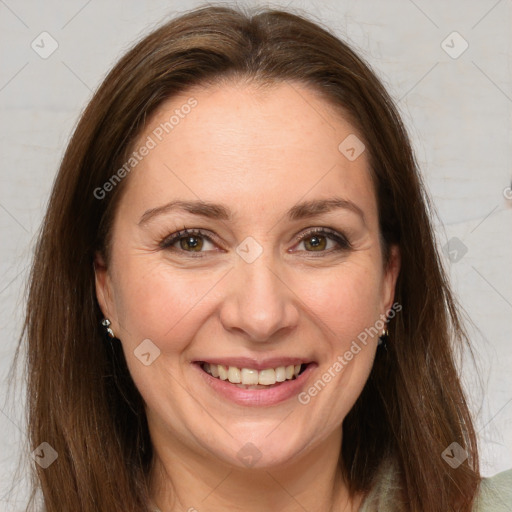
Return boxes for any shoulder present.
[473,468,512,511]
[359,459,512,512]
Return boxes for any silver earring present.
[101,318,115,338]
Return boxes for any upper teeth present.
[203,363,303,386]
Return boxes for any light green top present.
[473,468,512,511]
[359,457,512,511]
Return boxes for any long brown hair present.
[16,4,480,511]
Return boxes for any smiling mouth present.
[198,362,309,389]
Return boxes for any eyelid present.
[292,227,351,250]
[159,227,221,252]
[160,226,352,255]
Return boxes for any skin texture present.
[95,80,401,512]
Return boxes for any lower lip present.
[192,363,317,406]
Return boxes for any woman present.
[19,4,512,511]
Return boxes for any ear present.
[94,251,116,324]
[380,244,401,315]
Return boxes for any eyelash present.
[159,226,352,258]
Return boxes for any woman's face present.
[95,80,400,470]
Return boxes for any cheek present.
[299,262,384,342]
[112,257,216,349]
[113,255,384,348]
[291,264,383,425]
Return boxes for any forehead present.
[118,80,377,225]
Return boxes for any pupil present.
[181,236,202,251]
[307,235,325,249]
[307,235,325,250]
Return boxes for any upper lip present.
[194,357,314,371]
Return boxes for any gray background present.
[1,0,511,508]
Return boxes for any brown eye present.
[160,228,216,256]
[295,228,351,254]
[179,234,204,252]
[303,233,328,251]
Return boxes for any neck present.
[147,425,363,512]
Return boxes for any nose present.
[219,250,300,343]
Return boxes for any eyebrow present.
[138,197,365,225]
